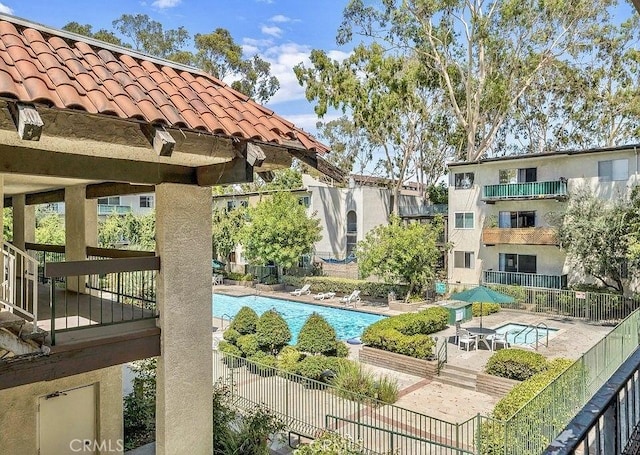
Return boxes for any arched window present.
[346,210,357,256]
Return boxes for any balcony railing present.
[482,180,568,202]
[482,227,559,246]
[483,270,568,289]
[398,204,448,218]
[98,204,132,216]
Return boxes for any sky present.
[0,0,352,137]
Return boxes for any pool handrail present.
[511,323,549,350]
[535,322,549,350]
[220,312,233,330]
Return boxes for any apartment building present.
[447,144,640,289]
[42,193,155,217]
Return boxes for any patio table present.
[466,327,497,350]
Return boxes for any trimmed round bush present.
[334,342,349,358]
[236,334,260,357]
[218,341,243,368]
[230,306,259,335]
[485,348,548,381]
[297,313,337,355]
[296,355,331,382]
[361,307,448,359]
[256,309,291,354]
[472,302,501,317]
[247,351,278,376]
[277,346,302,374]
[222,328,240,344]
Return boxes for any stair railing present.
[0,242,39,332]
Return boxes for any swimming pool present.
[212,293,385,343]
[494,323,559,346]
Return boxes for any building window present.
[139,195,154,208]
[598,159,628,181]
[499,168,537,184]
[454,172,474,189]
[226,200,248,211]
[454,212,474,229]
[498,211,535,228]
[499,253,537,274]
[97,196,120,206]
[453,251,474,268]
[346,210,357,256]
[298,196,311,208]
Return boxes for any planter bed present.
[359,345,438,379]
[388,300,427,312]
[475,372,520,398]
[224,279,255,287]
[255,283,285,292]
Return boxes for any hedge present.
[256,309,291,354]
[236,334,260,357]
[282,275,407,299]
[361,307,448,359]
[472,302,501,317]
[485,349,548,381]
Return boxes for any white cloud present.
[152,0,181,8]
[0,2,13,15]
[269,14,291,23]
[261,25,283,38]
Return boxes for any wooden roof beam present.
[9,103,43,141]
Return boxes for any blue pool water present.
[494,323,558,345]
[212,294,384,343]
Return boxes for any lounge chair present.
[458,328,477,351]
[340,290,361,307]
[290,284,311,296]
[314,291,336,300]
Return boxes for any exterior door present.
[38,384,96,455]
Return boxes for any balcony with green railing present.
[483,269,568,289]
[482,180,568,202]
[98,204,132,216]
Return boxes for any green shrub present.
[485,349,548,381]
[282,275,407,299]
[218,341,243,368]
[334,341,349,358]
[247,351,278,376]
[256,309,291,354]
[297,313,338,355]
[493,358,574,420]
[229,306,259,335]
[226,271,253,281]
[222,328,241,344]
[236,334,260,357]
[331,361,376,402]
[472,302,501,317]
[277,346,302,374]
[296,355,331,382]
[294,431,365,454]
[375,375,399,404]
[361,307,448,359]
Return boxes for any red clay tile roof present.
[0,16,328,153]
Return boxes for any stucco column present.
[12,194,35,251]
[155,183,212,455]
[65,185,97,292]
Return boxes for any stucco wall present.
[0,366,122,454]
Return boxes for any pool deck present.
[211,284,615,424]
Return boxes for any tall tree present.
[333,0,612,161]
[211,206,246,261]
[240,192,321,270]
[317,116,375,176]
[62,22,127,47]
[112,14,190,61]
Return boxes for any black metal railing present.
[544,347,640,454]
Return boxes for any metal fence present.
[502,308,640,455]
[26,242,66,283]
[213,350,495,455]
[446,282,639,325]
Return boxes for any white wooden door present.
[38,384,96,455]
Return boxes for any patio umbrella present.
[450,285,515,328]
[212,259,226,270]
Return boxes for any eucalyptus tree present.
[329,0,613,161]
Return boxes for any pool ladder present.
[220,313,233,331]
[513,322,549,350]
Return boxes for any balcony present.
[483,270,568,289]
[482,180,568,203]
[97,204,132,216]
[482,227,559,246]
[398,204,448,218]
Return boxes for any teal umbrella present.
[212,259,226,270]
[450,285,515,328]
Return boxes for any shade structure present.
[212,260,226,270]
[450,286,515,328]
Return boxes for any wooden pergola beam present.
[25,189,65,206]
[86,183,155,199]
[288,149,346,183]
[196,157,253,186]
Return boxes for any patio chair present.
[340,290,361,307]
[490,331,509,351]
[313,291,336,300]
[290,284,311,296]
[458,328,477,351]
[212,274,224,286]
[454,321,462,344]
